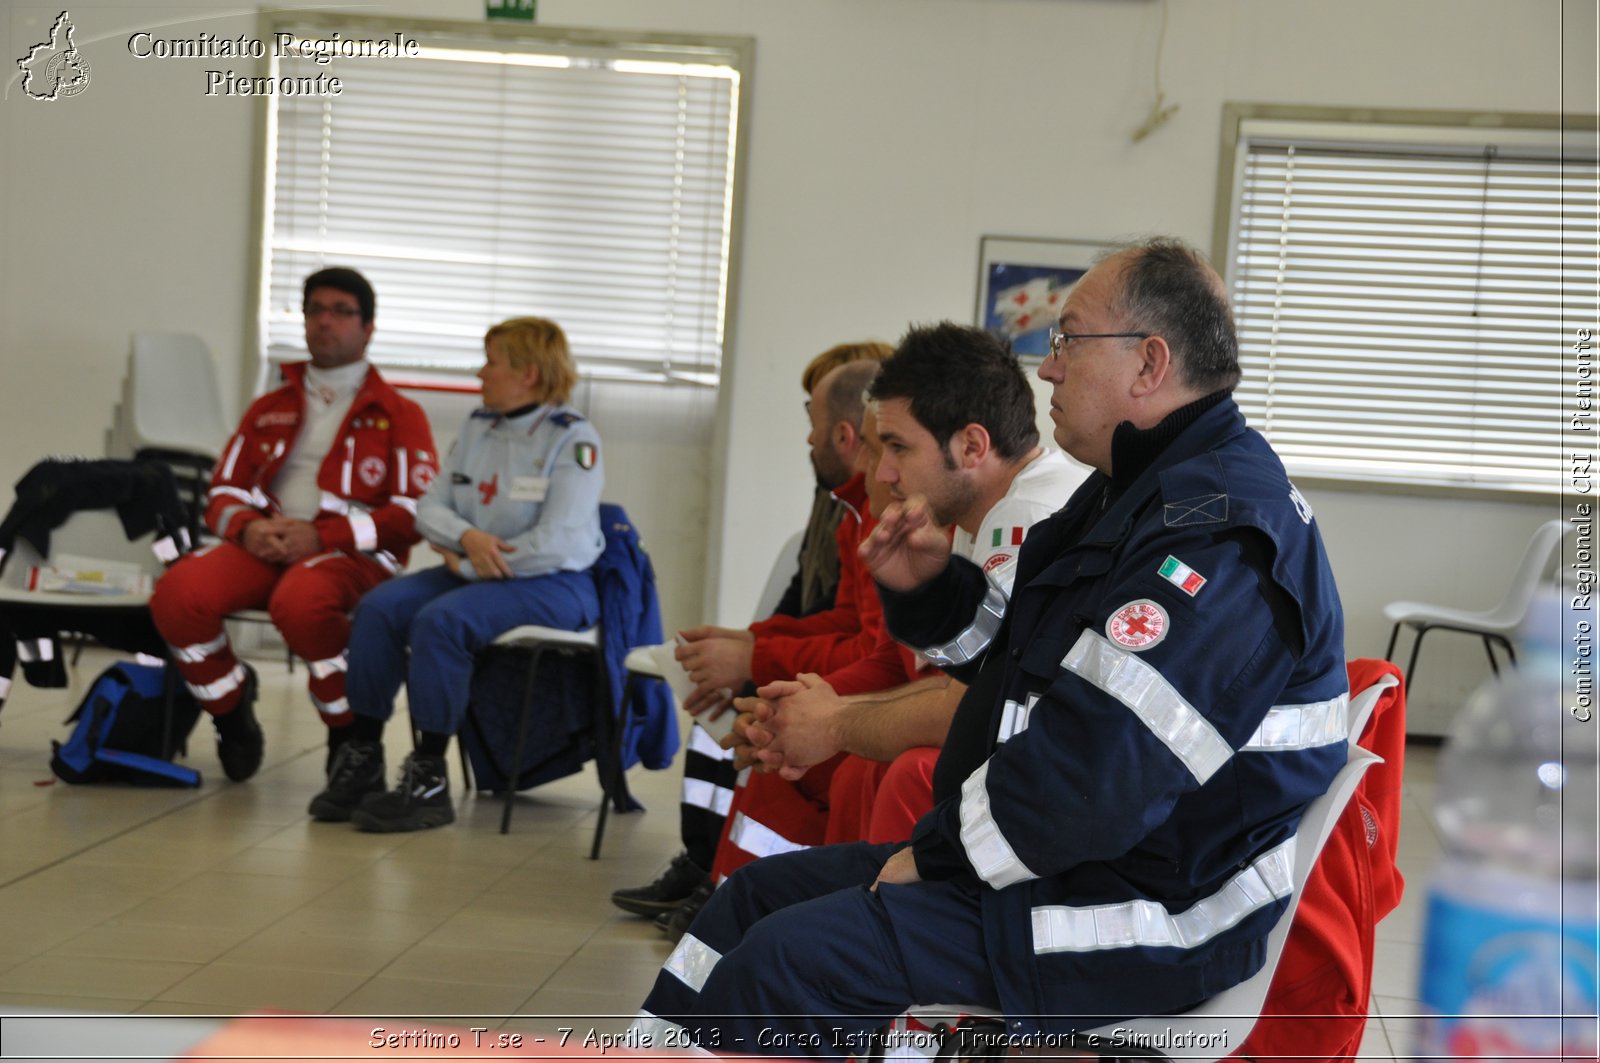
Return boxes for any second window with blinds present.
[1220,108,1597,495]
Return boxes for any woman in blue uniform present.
[313,316,604,831]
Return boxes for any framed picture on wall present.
[975,237,1110,360]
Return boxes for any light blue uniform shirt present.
[415,402,604,581]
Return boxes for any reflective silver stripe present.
[18,639,54,663]
[986,554,1019,598]
[313,695,351,716]
[251,486,272,509]
[372,550,401,575]
[727,812,809,859]
[318,491,350,516]
[209,485,254,505]
[300,551,339,569]
[681,778,734,816]
[341,438,354,494]
[0,676,11,699]
[1243,693,1350,752]
[918,578,1008,668]
[390,496,417,516]
[996,693,1039,745]
[688,722,735,760]
[349,513,378,551]
[152,536,179,563]
[188,664,246,702]
[1062,630,1232,785]
[629,1012,713,1057]
[308,652,348,680]
[396,447,409,492]
[216,505,257,535]
[171,632,228,663]
[958,760,1039,889]
[663,931,721,992]
[1031,837,1296,954]
[220,435,245,479]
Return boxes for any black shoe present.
[308,739,386,822]
[611,851,710,916]
[214,664,263,782]
[350,752,454,833]
[662,880,715,943]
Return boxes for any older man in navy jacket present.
[632,237,1347,1057]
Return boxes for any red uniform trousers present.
[149,542,390,725]
[820,749,938,847]
[711,754,844,882]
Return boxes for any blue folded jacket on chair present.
[460,503,678,795]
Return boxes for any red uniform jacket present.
[206,361,438,569]
[747,473,882,684]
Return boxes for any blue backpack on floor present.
[50,661,202,787]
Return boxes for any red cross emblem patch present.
[1106,599,1169,651]
[479,474,499,506]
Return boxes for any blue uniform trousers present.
[636,841,998,1060]
[346,565,599,735]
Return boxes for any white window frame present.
[1215,104,1598,497]
[248,12,751,395]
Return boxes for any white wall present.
[2,0,1592,732]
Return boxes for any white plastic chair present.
[127,332,230,460]
[1383,518,1571,690]
[127,333,231,545]
[898,684,1387,1063]
[0,509,168,609]
[754,528,807,622]
[0,509,187,756]
[1072,746,1381,1060]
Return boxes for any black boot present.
[351,752,454,832]
[308,739,386,821]
[611,850,711,916]
[213,664,262,782]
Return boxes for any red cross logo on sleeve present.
[478,474,498,506]
[1107,600,1169,650]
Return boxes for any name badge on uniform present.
[509,476,549,502]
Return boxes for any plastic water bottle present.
[1416,588,1600,1059]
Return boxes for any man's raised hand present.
[858,496,951,591]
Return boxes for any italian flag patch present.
[991,526,1024,547]
[575,442,598,470]
[1158,555,1206,596]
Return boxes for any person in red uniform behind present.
[149,268,438,782]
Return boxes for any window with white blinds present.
[1226,118,1598,494]
[258,18,743,387]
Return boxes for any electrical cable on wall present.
[1132,0,1180,143]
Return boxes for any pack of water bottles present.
[1416,587,1600,1059]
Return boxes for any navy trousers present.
[635,841,1000,1060]
[345,565,598,735]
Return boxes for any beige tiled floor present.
[0,647,1439,1058]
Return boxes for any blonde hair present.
[485,317,578,404]
[800,341,893,394]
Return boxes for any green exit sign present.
[487,0,535,21]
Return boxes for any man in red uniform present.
[149,268,438,781]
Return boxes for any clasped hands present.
[242,516,322,565]
[433,527,517,580]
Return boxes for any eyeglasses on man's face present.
[1047,326,1150,360]
[304,302,363,321]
